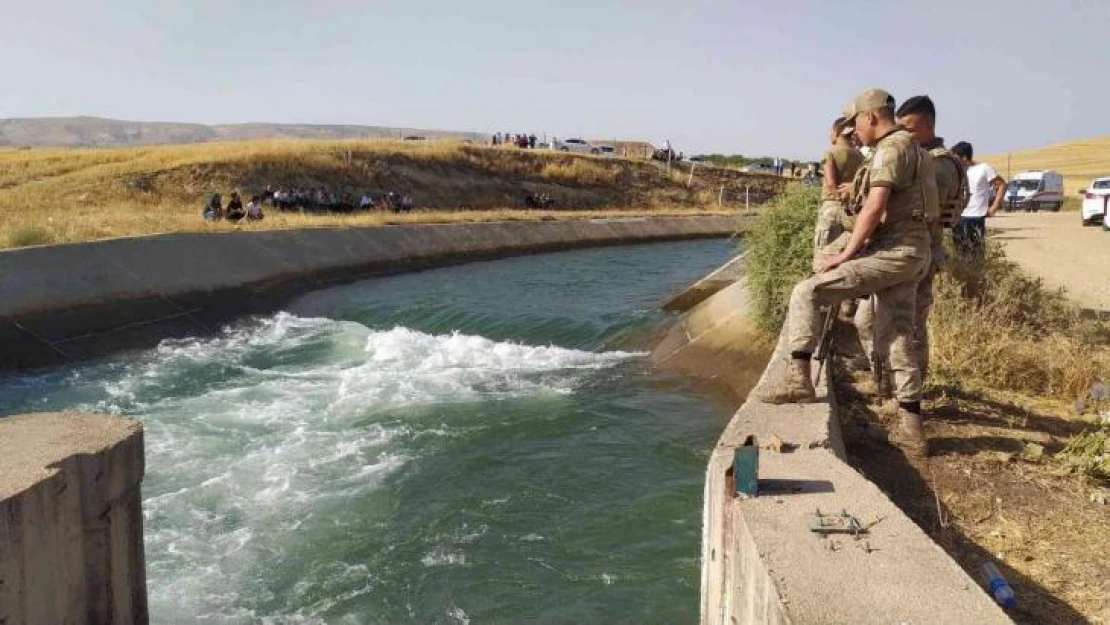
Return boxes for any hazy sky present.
[5,0,1109,158]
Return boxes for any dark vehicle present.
[651,147,679,162]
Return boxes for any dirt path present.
[990,211,1110,312]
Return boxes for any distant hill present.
[0,116,487,148]
[985,135,1110,196]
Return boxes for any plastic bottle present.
[981,562,1017,609]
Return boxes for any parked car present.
[1004,170,1064,211]
[1080,177,1110,226]
[595,145,617,158]
[553,138,593,154]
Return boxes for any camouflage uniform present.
[856,137,964,379]
[813,144,864,256]
[781,127,935,404]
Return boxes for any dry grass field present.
[0,139,778,249]
[985,135,1110,197]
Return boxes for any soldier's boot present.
[757,358,816,404]
[889,408,927,458]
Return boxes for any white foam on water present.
[79,312,637,621]
[421,547,468,568]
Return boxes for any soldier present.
[758,88,936,456]
[814,117,864,258]
[855,95,964,388]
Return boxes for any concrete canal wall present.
[0,413,147,625]
[0,215,737,370]
[661,258,1014,624]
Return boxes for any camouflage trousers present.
[813,200,845,260]
[788,236,930,402]
[856,233,943,380]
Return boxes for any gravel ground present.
[989,211,1110,312]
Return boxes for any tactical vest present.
[928,146,968,228]
[840,132,933,240]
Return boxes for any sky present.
[5,0,1110,159]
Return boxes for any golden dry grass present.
[930,242,1110,402]
[984,135,1110,196]
[0,138,770,249]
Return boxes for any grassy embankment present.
[745,185,1110,623]
[0,139,783,249]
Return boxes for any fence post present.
[718,184,725,206]
[745,186,750,213]
[687,162,696,187]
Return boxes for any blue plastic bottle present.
[981,562,1017,609]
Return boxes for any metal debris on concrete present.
[810,508,865,537]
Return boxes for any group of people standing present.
[492,132,538,149]
[759,88,1006,458]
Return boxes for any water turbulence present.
[0,239,735,624]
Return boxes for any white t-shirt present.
[963,162,1000,218]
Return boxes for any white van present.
[1004,170,1064,211]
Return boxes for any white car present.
[553,138,593,154]
[1079,177,1110,226]
[595,145,617,158]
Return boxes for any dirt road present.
[988,211,1110,312]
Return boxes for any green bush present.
[744,184,820,331]
[7,226,54,248]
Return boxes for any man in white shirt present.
[951,141,1005,256]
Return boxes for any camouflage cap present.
[842,88,896,120]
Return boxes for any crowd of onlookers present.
[202,187,415,221]
[491,132,538,148]
[202,192,265,222]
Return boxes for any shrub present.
[744,184,820,331]
[930,241,1109,399]
[1057,427,1110,479]
[7,225,54,248]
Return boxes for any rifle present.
[812,304,837,387]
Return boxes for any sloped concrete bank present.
[0,413,147,624]
[657,259,1012,624]
[0,215,737,370]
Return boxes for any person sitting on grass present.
[246,195,265,221]
[203,193,223,221]
[225,191,246,222]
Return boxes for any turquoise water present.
[0,239,735,624]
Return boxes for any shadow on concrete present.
[758,478,835,496]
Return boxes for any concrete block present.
[0,413,147,625]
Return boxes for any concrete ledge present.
[0,413,147,625]
[662,252,745,312]
[652,276,774,402]
[672,269,1014,623]
[0,215,739,370]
